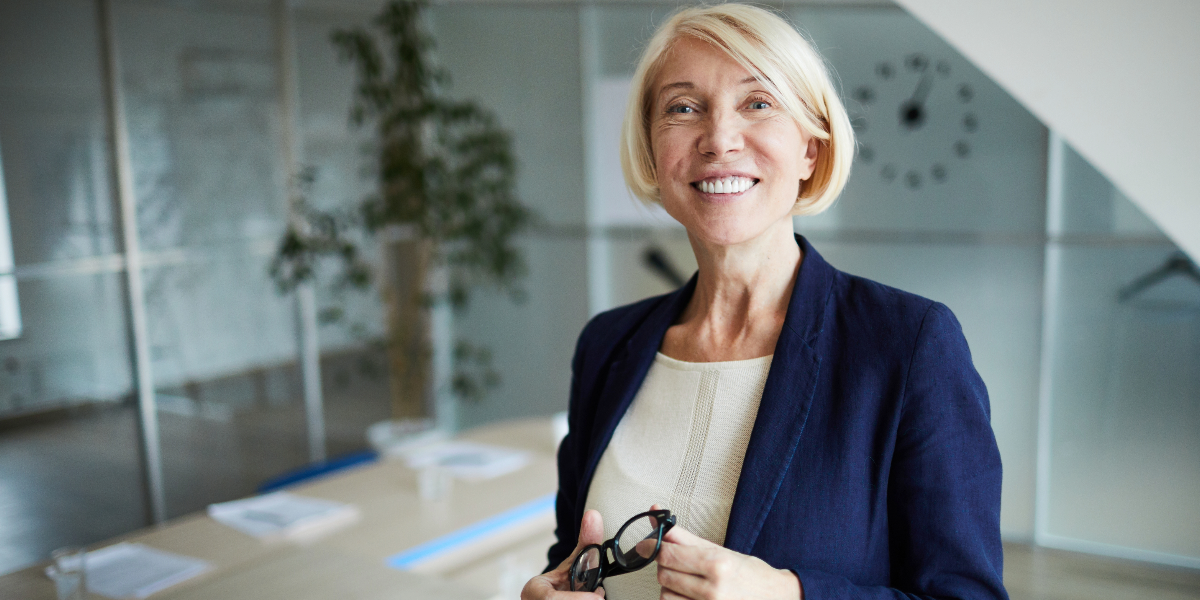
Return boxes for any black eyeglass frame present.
[568,509,677,592]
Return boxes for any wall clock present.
[847,52,978,190]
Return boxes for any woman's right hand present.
[521,509,607,599]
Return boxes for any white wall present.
[891,0,1200,260]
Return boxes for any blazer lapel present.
[578,277,697,509]
[724,236,835,554]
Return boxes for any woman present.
[524,4,1006,599]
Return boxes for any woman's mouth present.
[692,176,758,195]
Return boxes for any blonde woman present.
[524,5,1006,599]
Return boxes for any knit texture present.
[583,352,772,600]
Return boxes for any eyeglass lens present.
[615,514,661,568]
[572,546,602,592]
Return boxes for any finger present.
[657,563,710,599]
[521,573,606,599]
[579,509,605,547]
[556,510,607,572]
[655,537,715,577]
[661,522,717,548]
[658,586,692,600]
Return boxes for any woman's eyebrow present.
[658,82,694,97]
[657,76,761,100]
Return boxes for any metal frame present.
[96,0,167,525]
[1033,131,1064,544]
[275,0,328,463]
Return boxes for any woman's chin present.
[677,213,796,250]
[686,224,783,250]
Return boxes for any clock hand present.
[899,73,933,130]
[908,73,933,106]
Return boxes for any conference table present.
[0,417,562,600]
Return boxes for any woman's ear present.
[799,135,819,181]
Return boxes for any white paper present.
[394,440,531,481]
[83,543,212,599]
[207,492,360,541]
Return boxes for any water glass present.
[46,546,87,600]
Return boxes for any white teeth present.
[698,176,754,194]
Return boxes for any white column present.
[579,4,613,317]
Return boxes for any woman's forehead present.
[653,38,762,96]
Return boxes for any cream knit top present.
[583,351,773,600]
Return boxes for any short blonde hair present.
[620,3,854,216]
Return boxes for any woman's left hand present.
[655,524,802,600]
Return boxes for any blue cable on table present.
[257,450,379,493]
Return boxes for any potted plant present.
[271,0,531,424]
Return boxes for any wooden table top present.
[0,417,561,600]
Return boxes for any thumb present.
[578,509,605,548]
[663,522,717,548]
[555,509,605,571]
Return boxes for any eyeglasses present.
[569,509,676,592]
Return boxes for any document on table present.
[83,542,212,599]
[208,491,360,542]
[393,441,531,481]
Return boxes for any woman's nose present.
[697,111,744,158]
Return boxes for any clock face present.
[847,52,978,190]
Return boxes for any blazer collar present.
[579,235,837,545]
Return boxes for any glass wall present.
[110,0,307,518]
[295,6,409,447]
[1043,145,1200,561]
[430,4,591,429]
[0,0,143,574]
[109,0,399,518]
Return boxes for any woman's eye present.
[749,100,770,109]
[668,105,694,114]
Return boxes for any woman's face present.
[650,38,818,248]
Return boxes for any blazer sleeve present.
[793,303,1008,600]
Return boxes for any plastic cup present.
[45,547,87,600]
[418,464,453,501]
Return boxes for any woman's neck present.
[662,222,801,362]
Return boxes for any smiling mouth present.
[692,176,758,195]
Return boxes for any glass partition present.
[430,4,591,429]
[294,7,394,446]
[0,0,143,575]
[1044,144,1200,560]
[111,0,311,518]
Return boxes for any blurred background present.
[0,0,1196,590]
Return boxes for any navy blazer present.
[547,236,1007,600]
